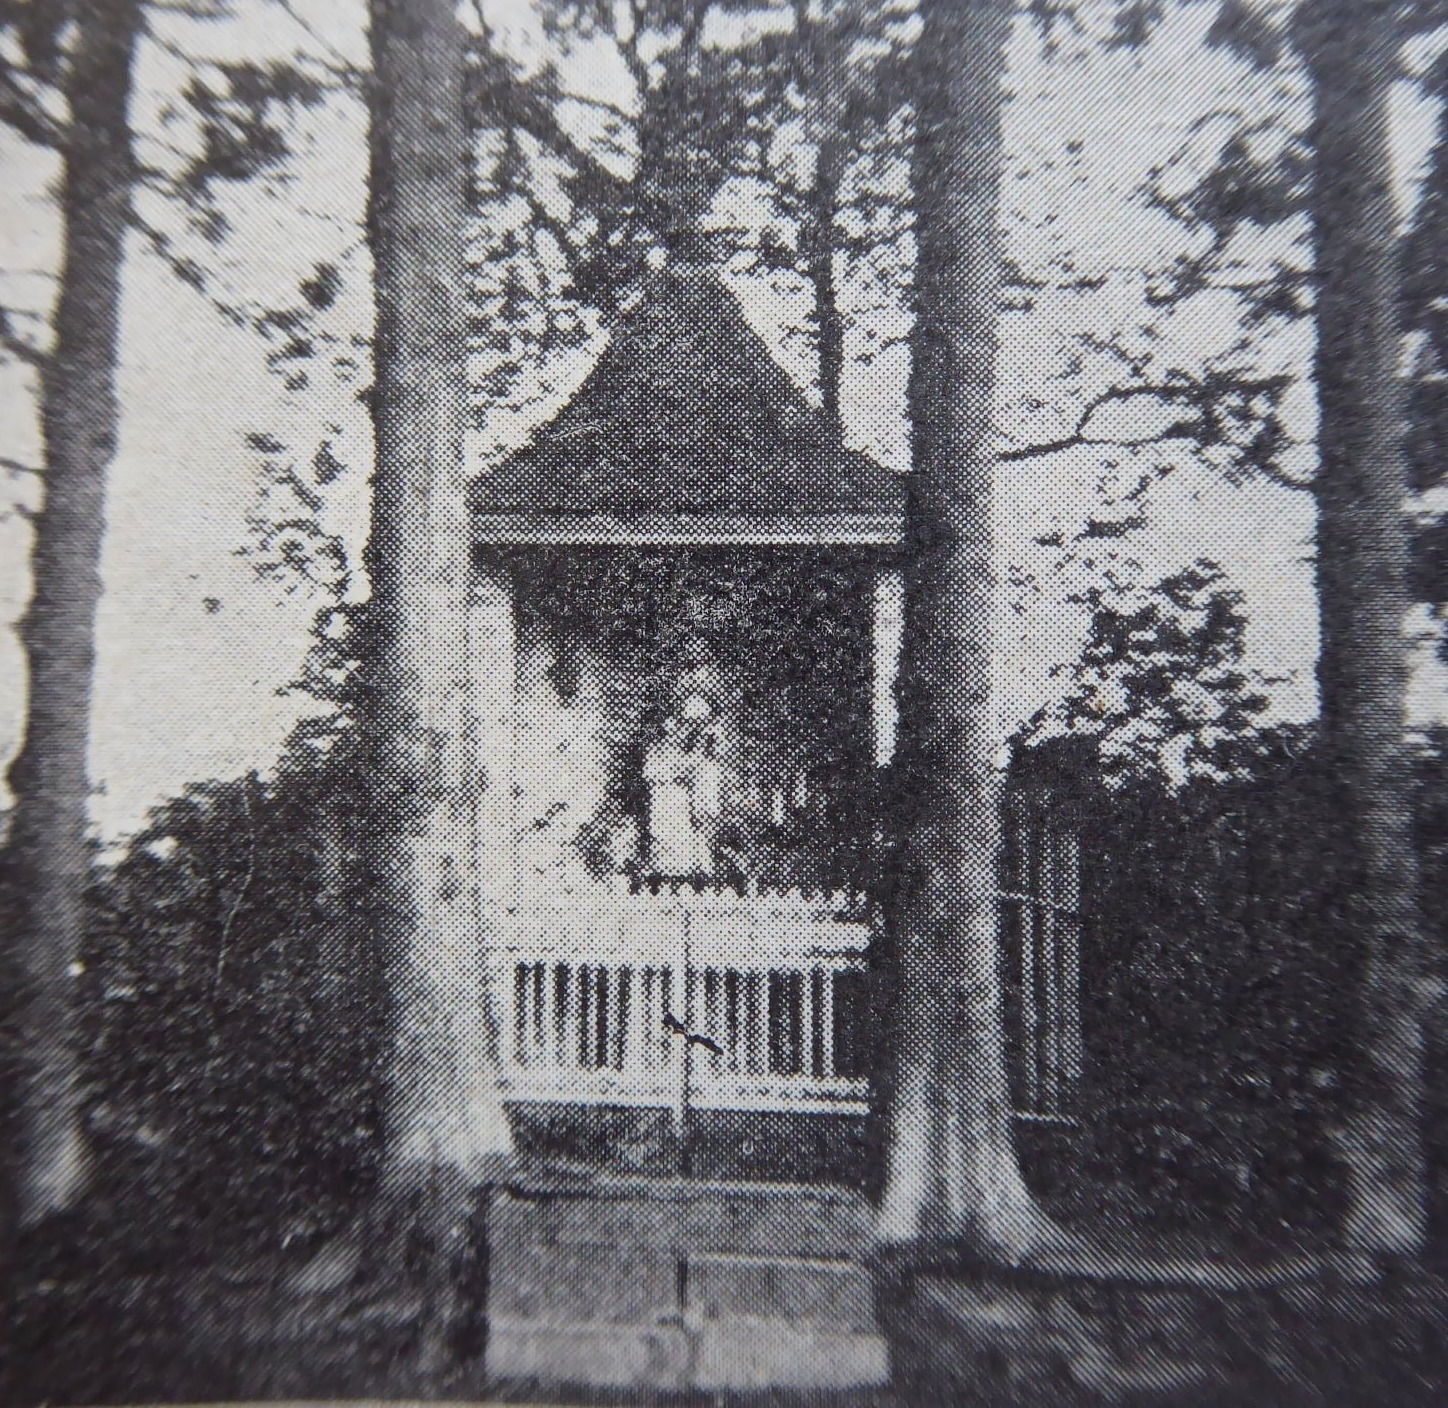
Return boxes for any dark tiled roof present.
[470,266,903,519]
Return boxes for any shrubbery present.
[80,743,386,1253]
[1011,729,1448,1246]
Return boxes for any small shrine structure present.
[465,264,1094,1395]
[468,265,906,1128]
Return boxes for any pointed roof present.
[470,267,903,545]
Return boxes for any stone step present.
[486,1317,695,1391]
[691,1319,890,1392]
[493,1177,872,1260]
[686,1250,877,1331]
[486,1314,892,1394]
[486,1179,888,1392]
[489,1234,677,1325]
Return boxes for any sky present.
[2,0,1446,842]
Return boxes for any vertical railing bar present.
[1041,824,1059,1115]
[532,962,545,1066]
[708,967,722,1078]
[599,963,608,1071]
[769,969,781,1078]
[616,966,630,1071]
[800,964,817,1079]
[537,962,552,1075]
[821,962,836,1079]
[766,970,778,1076]
[639,966,653,1073]
[578,964,592,1069]
[799,967,810,1077]
[748,969,764,1077]
[1019,816,1039,1114]
[512,963,526,1067]
[726,970,740,1073]
[558,962,572,1072]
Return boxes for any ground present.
[8,1192,1448,1406]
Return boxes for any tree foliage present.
[79,594,382,1243]
[1025,559,1280,782]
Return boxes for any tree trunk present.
[366,0,513,1187]
[3,0,143,1230]
[804,138,846,440]
[793,0,846,439]
[877,0,1042,1258]
[1299,0,1429,1257]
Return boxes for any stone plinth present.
[485,1176,888,1392]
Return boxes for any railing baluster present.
[654,964,667,1073]
[600,966,613,1070]
[530,962,543,1068]
[766,970,779,1075]
[791,970,804,1076]
[497,899,870,1109]
[758,969,770,1077]
[726,970,740,1073]
[557,962,573,1071]
[821,966,836,1078]
[708,967,723,1077]
[801,964,818,1078]
[637,966,652,1073]
[614,966,630,1071]
[532,962,546,1066]
[512,963,527,1067]
[537,962,553,1072]
[579,964,593,1069]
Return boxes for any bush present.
[80,750,385,1253]
[1011,731,1448,1246]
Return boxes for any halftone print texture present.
[3,0,1446,1404]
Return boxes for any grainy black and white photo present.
[3,0,1448,1402]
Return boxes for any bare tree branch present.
[0,65,63,147]
[1000,376,1314,492]
[268,0,362,80]
[1000,383,1205,461]
[467,59,632,213]
[0,308,49,368]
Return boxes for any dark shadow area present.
[507,1101,871,1189]
[1003,737,1358,1253]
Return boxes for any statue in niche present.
[641,692,730,880]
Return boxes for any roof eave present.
[472,510,904,548]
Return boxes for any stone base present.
[487,1316,889,1393]
[485,1178,889,1392]
[692,1319,889,1391]
[487,1318,694,1391]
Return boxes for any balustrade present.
[491,886,871,1115]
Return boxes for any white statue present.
[641,693,723,878]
